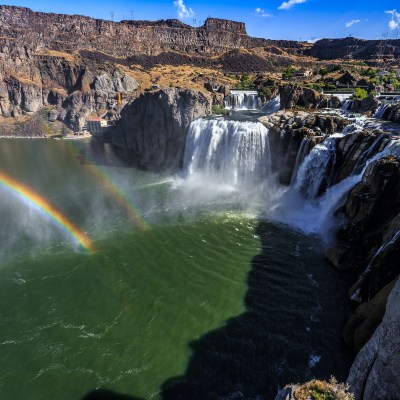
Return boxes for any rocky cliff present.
[111,88,211,171]
[306,37,400,61]
[0,6,263,57]
[347,277,400,400]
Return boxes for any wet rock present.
[111,88,211,171]
[360,96,379,113]
[329,96,341,108]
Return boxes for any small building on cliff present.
[87,116,108,137]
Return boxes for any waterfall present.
[260,96,280,114]
[293,136,339,199]
[290,137,312,185]
[273,134,400,237]
[224,90,262,110]
[374,103,389,119]
[183,117,271,186]
[341,99,352,111]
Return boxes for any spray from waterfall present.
[0,171,94,252]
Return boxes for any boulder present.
[329,96,341,108]
[360,95,379,112]
[279,84,327,109]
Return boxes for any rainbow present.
[67,142,150,231]
[83,162,150,231]
[0,171,94,252]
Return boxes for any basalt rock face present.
[347,277,400,400]
[111,88,211,171]
[307,37,400,61]
[327,155,400,274]
[259,111,348,185]
[326,155,400,362]
[349,96,379,114]
[0,35,139,129]
[279,84,328,110]
[0,6,265,57]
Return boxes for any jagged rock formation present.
[0,26,141,129]
[326,154,400,362]
[0,5,265,57]
[347,277,400,400]
[111,88,211,171]
[279,84,328,110]
[259,111,348,185]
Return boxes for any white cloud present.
[255,7,273,18]
[173,0,194,19]
[385,9,400,30]
[278,0,306,10]
[307,38,321,43]
[346,19,360,28]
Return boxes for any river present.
[0,138,351,400]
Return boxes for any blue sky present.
[4,0,400,40]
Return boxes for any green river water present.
[0,139,351,400]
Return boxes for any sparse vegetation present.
[293,378,355,400]
[282,66,297,80]
[211,105,230,115]
[234,74,252,89]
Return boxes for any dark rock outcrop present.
[111,88,211,171]
[307,37,400,61]
[259,111,348,185]
[279,84,328,110]
[327,155,400,274]
[343,278,397,353]
[347,277,400,400]
[326,153,400,365]
[349,95,379,114]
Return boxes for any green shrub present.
[352,87,368,100]
[211,105,230,115]
[324,83,337,91]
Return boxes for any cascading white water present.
[290,137,312,185]
[224,90,263,110]
[272,135,400,238]
[183,117,271,186]
[341,99,352,111]
[260,96,281,114]
[293,135,339,199]
[374,104,389,119]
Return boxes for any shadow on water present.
[79,221,353,400]
[81,389,144,400]
[159,220,353,400]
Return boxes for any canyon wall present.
[0,6,262,57]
